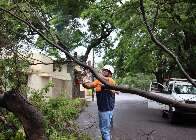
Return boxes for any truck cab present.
[148,78,196,123]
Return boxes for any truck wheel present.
[168,111,176,124]
[162,110,168,118]
[168,111,178,124]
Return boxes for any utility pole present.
[92,48,95,101]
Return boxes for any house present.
[27,53,84,98]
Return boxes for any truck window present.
[175,85,196,94]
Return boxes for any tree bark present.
[102,85,196,112]
[0,91,47,140]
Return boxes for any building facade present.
[27,53,83,98]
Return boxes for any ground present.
[77,93,196,140]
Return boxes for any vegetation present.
[101,0,196,85]
[0,84,90,140]
[117,73,155,91]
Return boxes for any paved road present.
[77,93,196,140]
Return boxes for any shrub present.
[0,83,90,140]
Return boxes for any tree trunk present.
[0,91,47,140]
[103,85,196,112]
[154,69,164,91]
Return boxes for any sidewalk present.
[77,101,101,140]
[85,95,96,102]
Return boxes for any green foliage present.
[117,73,155,91]
[0,56,29,91]
[0,82,90,140]
[0,109,25,140]
[0,0,94,60]
[0,1,32,92]
[28,81,54,110]
[37,97,89,139]
[28,82,89,139]
[80,0,118,56]
[44,97,88,139]
[103,0,196,83]
[10,129,25,140]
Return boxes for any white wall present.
[27,74,52,96]
[27,53,73,98]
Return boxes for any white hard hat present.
[103,65,114,74]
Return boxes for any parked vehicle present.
[148,78,196,123]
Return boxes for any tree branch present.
[18,2,57,43]
[0,91,47,140]
[139,0,196,87]
[82,24,113,62]
[152,4,159,31]
[0,94,5,107]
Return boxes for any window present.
[175,85,196,94]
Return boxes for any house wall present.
[53,65,71,81]
[27,74,52,96]
[27,53,82,98]
[29,53,53,74]
[64,80,73,98]
[52,78,65,97]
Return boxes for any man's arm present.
[82,74,95,89]
[82,82,95,89]
[82,73,103,89]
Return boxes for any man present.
[82,65,116,140]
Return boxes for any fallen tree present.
[1,7,196,112]
[0,91,47,140]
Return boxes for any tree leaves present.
[103,0,196,81]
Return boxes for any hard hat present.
[102,65,114,74]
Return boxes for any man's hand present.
[82,82,88,89]
[115,91,120,95]
[111,90,119,95]
[82,76,91,83]
[82,76,94,89]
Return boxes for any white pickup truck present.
[148,78,196,123]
